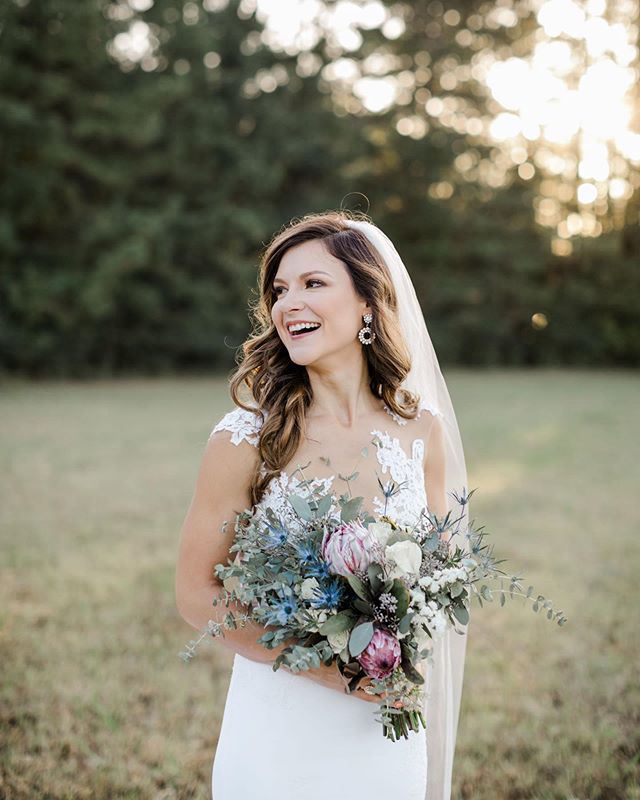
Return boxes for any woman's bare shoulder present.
[208,405,266,448]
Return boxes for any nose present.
[280,288,305,312]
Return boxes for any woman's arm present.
[175,430,296,664]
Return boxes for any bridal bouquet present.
[179,468,567,741]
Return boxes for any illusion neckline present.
[276,425,425,486]
[274,401,428,482]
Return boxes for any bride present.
[175,211,470,799]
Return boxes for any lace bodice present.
[209,400,443,527]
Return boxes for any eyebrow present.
[272,270,332,285]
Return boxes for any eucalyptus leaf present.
[400,660,425,685]
[423,533,441,552]
[340,496,364,522]
[368,562,383,595]
[346,573,373,602]
[398,611,415,634]
[452,603,469,625]
[389,580,410,618]
[318,610,357,636]
[288,494,313,521]
[353,598,375,615]
[480,584,493,602]
[315,494,333,517]
[349,621,374,657]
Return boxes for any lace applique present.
[254,434,428,527]
[255,469,338,538]
[210,403,430,525]
[382,398,443,426]
[209,406,263,447]
[369,430,428,521]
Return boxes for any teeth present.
[288,322,320,333]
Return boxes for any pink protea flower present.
[321,520,377,577]
[357,627,402,680]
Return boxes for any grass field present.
[1,370,638,799]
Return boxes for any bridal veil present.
[345,217,470,800]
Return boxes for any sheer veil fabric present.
[344,219,470,800]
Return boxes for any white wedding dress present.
[209,401,442,800]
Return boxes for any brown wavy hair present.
[229,209,422,507]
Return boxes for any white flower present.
[412,616,434,651]
[367,521,393,547]
[385,540,423,580]
[305,606,329,633]
[326,629,349,654]
[431,609,449,637]
[299,577,319,600]
[419,575,440,592]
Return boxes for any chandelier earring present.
[358,312,376,345]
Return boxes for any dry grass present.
[1,371,638,799]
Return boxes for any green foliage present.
[340,496,365,522]
[1,0,637,377]
[318,609,357,636]
[0,0,364,376]
[389,579,411,619]
[348,620,374,657]
[345,573,373,603]
[287,494,313,521]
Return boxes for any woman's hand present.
[288,657,351,696]
[293,659,404,708]
[355,675,405,708]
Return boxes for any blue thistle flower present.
[305,557,332,581]
[294,539,318,565]
[310,579,344,611]
[264,596,299,626]
[264,519,289,549]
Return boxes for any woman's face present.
[270,239,369,367]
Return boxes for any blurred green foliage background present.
[1,0,638,376]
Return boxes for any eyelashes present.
[272,279,324,297]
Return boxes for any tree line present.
[1,0,637,376]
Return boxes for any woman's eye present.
[272,279,324,297]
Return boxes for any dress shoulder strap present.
[209,405,264,447]
[382,398,443,426]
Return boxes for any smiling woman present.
[175,209,470,800]
[226,218,423,510]
[270,240,372,360]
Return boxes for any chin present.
[287,352,317,366]
[282,343,322,366]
